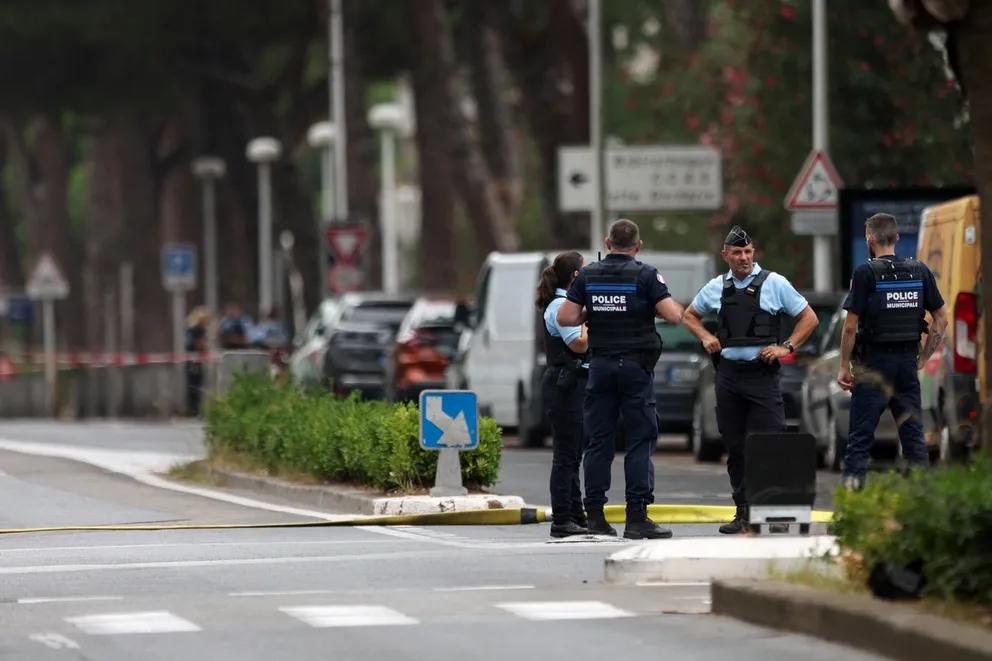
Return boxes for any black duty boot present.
[570,510,588,529]
[550,520,589,538]
[623,511,673,540]
[586,510,617,537]
[719,505,749,535]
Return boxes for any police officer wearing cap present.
[682,225,818,534]
[557,219,684,539]
[836,213,946,490]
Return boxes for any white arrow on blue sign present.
[162,244,197,292]
[419,390,480,451]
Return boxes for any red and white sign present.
[26,252,70,300]
[329,264,365,293]
[784,150,843,211]
[324,225,368,263]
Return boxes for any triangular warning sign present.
[324,225,368,263]
[784,150,843,211]
[26,252,70,300]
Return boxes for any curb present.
[711,580,992,661]
[204,466,525,516]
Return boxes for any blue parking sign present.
[419,390,479,451]
[162,244,197,291]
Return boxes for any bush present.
[203,374,502,492]
[831,457,992,605]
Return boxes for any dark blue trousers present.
[844,351,930,477]
[543,368,588,524]
[583,354,657,514]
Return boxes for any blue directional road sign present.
[419,390,479,451]
[6,296,32,324]
[162,244,197,291]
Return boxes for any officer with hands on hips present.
[682,225,818,534]
[836,213,946,490]
[557,219,684,540]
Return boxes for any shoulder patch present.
[656,273,665,284]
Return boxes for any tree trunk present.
[410,2,457,291]
[951,1,992,447]
[415,0,519,257]
[463,0,523,219]
[0,133,23,288]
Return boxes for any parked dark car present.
[385,297,463,402]
[691,291,844,462]
[322,293,414,399]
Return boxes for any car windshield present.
[412,301,456,328]
[655,320,701,353]
[343,302,412,330]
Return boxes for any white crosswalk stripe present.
[280,605,418,628]
[496,601,635,621]
[65,611,201,635]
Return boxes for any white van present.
[452,250,713,430]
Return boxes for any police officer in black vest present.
[682,226,818,534]
[557,219,684,539]
[836,213,946,490]
[536,251,590,538]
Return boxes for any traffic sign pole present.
[172,290,185,414]
[812,0,831,292]
[42,299,56,415]
[588,0,604,252]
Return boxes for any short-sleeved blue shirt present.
[691,263,809,361]
[843,255,943,317]
[544,289,588,367]
[565,253,671,307]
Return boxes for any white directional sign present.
[785,150,843,211]
[558,145,722,212]
[162,244,197,292]
[26,252,69,300]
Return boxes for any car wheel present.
[692,397,722,462]
[824,407,846,473]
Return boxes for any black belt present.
[718,359,779,373]
[862,342,918,354]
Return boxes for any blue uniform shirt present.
[545,289,588,367]
[843,255,943,316]
[691,263,809,361]
[566,254,671,307]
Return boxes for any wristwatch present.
[781,340,795,354]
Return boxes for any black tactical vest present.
[543,296,588,367]
[717,270,781,347]
[583,257,660,354]
[858,257,926,344]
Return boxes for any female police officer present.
[536,251,590,538]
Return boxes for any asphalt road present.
[0,421,869,660]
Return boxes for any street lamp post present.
[307,121,336,298]
[368,103,410,295]
[246,137,282,317]
[191,156,226,321]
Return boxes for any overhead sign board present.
[162,244,197,292]
[419,390,479,451]
[557,145,722,212]
[324,225,368,263]
[785,150,843,211]
[26,253,69,300]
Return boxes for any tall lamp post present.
[191,156,226,322]
[368,103,410,295]
[307,121,336,298]
[246,137,282,317]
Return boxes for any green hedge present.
[831,457,992,605]
[203,374,502,492]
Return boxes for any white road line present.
[0,549,444,576]
[229,590,335,598]
[19,596,123,605]
[497,601,635,621]
[280,605,417,628]
[65,611,201,635]
[0,539,395,554]
[28,633,81,650]
[433,585,535,592]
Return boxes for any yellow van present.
[916,195,980,460]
